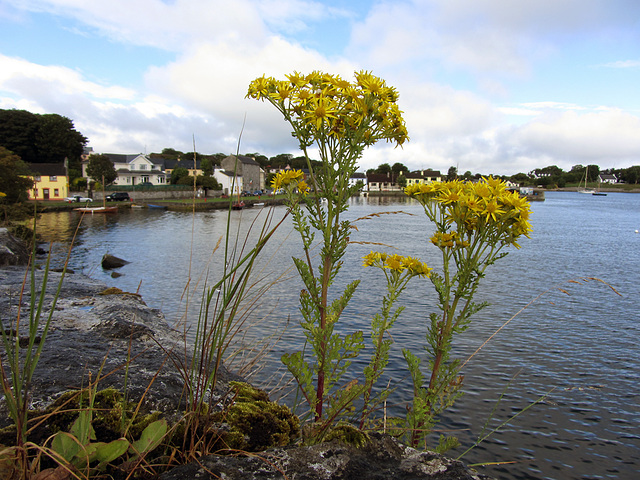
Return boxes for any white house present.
[598,174,617,184]
[349,172,367,189]
[214,166,243,196]
[83,153,167,186]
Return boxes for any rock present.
[159,432,493,480]
[101,253,129,269]
[0,266,241,420]
[0,228,30,266]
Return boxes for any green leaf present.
[93,438,130,466]
[129,419,167,457]
[70,410,95,445]
[51,431,81,463]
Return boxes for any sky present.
[1,0,640,175]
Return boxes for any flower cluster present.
[363,251,431,277]
[430,231,469,249]
[405,177,532,248]
[247,71,408,150]
[271,169,309,197]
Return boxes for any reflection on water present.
[36,193,640,480]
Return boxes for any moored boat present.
[74,206,118,214]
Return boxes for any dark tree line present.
[0,109,87,164]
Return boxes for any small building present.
[349,172,367,189]
[213,166,243,196]
[400,169,443,187]
[367,172,401,192]
[221,155,264,192]
[26,163,69,201]
[83,154,167,186]
[598,174,617,184]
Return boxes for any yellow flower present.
[297,180,310,196]
[401,256,432,277]
[356,70,386,96]
[271,169,305,190]
[482,199,505,222]
[286,71,307,88]
[246,75,274,100]
[304,97,339,131]
[363,251,431,278]
[270,80,295,101]
[384,254,404,271]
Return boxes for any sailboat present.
[577,166,596,194]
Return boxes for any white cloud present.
[3,0,640,176]
[0,54,135,101]
[512,109,640,161]
[599,60,640,69]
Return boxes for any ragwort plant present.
[247,71,408,438]
[387,177,532,448]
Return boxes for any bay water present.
[36,191,640,479]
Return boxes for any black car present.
[105,192,131,202]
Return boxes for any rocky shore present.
[0,230,493,479]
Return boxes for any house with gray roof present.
[221,155,264,193]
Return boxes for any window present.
[139,164,147,170]
[54,189,59,197]
[34,175,41,182]
[50,176,57,182]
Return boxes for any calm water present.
[36,192,640,480]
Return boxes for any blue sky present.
[1,0,640,175]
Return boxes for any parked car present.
[105,192,131,202]
[65,195,93,203]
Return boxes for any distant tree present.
[171,167,189,184]
[72,177,88,190]
[396,174,407,188]
[34,114,87,163]
[0,110,39,162]
[376,163,391,175]
[201,157,214,176]
[620,165,640,184]
[510,173,529,184]
[535,165,564,176]
[0,109,86,164]
[182,152,204,164]
[196,175,221,190]
[0,147,33,203]
[391,162,408,176]
[86,154,117,186]
[586,164,600,182]
[447,166,458,181]
[161,148,182,157]
[211,153,227,165]
[270,153,294,167]
[463,170,472,180]
[176,174,194,186]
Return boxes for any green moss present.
[217,382,300,451]
[324,424,370,447]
